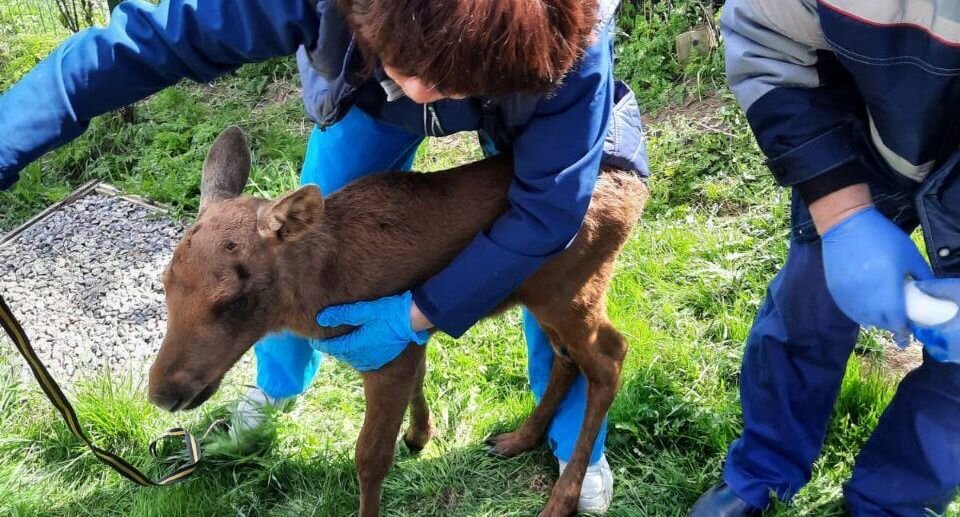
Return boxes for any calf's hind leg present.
[356,344,424,517]
[538,319,627,517]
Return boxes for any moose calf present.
[148,127,647,516]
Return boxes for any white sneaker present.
[558,454,614,515]
[229,386,294,436]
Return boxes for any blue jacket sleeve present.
[721,0,869,199]
[0,0,318,190]
[411,24,614,338]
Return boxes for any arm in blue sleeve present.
[0,0,318,189]
[722,0,869,200]
[411,25,613,338]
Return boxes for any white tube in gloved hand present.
[905,281,960,327]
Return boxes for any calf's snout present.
[147,361,208,412]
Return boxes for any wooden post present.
[675,24,718,66]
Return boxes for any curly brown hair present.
[339,0,599,97]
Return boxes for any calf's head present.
[148,127,325,411]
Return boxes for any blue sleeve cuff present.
[765,124,861,187]
[794,161,869,203]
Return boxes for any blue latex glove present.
[821,206,933,345]
[314,291,429,372]
[909,279,960,363]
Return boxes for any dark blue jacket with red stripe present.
[723,0,960,277]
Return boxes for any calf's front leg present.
[356,344,424,517]
[403,352,433,452]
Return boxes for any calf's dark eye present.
[226,296,250,314]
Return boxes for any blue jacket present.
[0,0,649,337]
[723,0,960,277]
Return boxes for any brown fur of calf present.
[149,127,647,517]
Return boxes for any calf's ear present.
[257,185,325,242]
[200,126,251,211]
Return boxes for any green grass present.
[3,2,958,515]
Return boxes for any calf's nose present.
[148,386,183,412]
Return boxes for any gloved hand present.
[909,279,960,363]
[314,291,429,372]
[821,206,933,346]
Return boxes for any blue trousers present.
[724,235,960,515]
[254,107,606,463]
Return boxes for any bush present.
[615,0,725,110]
[0,32,63,90]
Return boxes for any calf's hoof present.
[402,425,432,452]
[537,474,584,517]
[483,431,540,458]
[537,492,579,517]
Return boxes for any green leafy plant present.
[615,0,725,111]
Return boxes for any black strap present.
[0,295,201,486]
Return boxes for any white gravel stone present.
[0,192,187,385]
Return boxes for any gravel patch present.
[0,191,186,385]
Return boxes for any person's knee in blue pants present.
[524,309,607,464]
[255,330,324,399]
[723,237,860,509]
[254,107,422,401]
[298,110,421,192]
[844,351,960,515]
